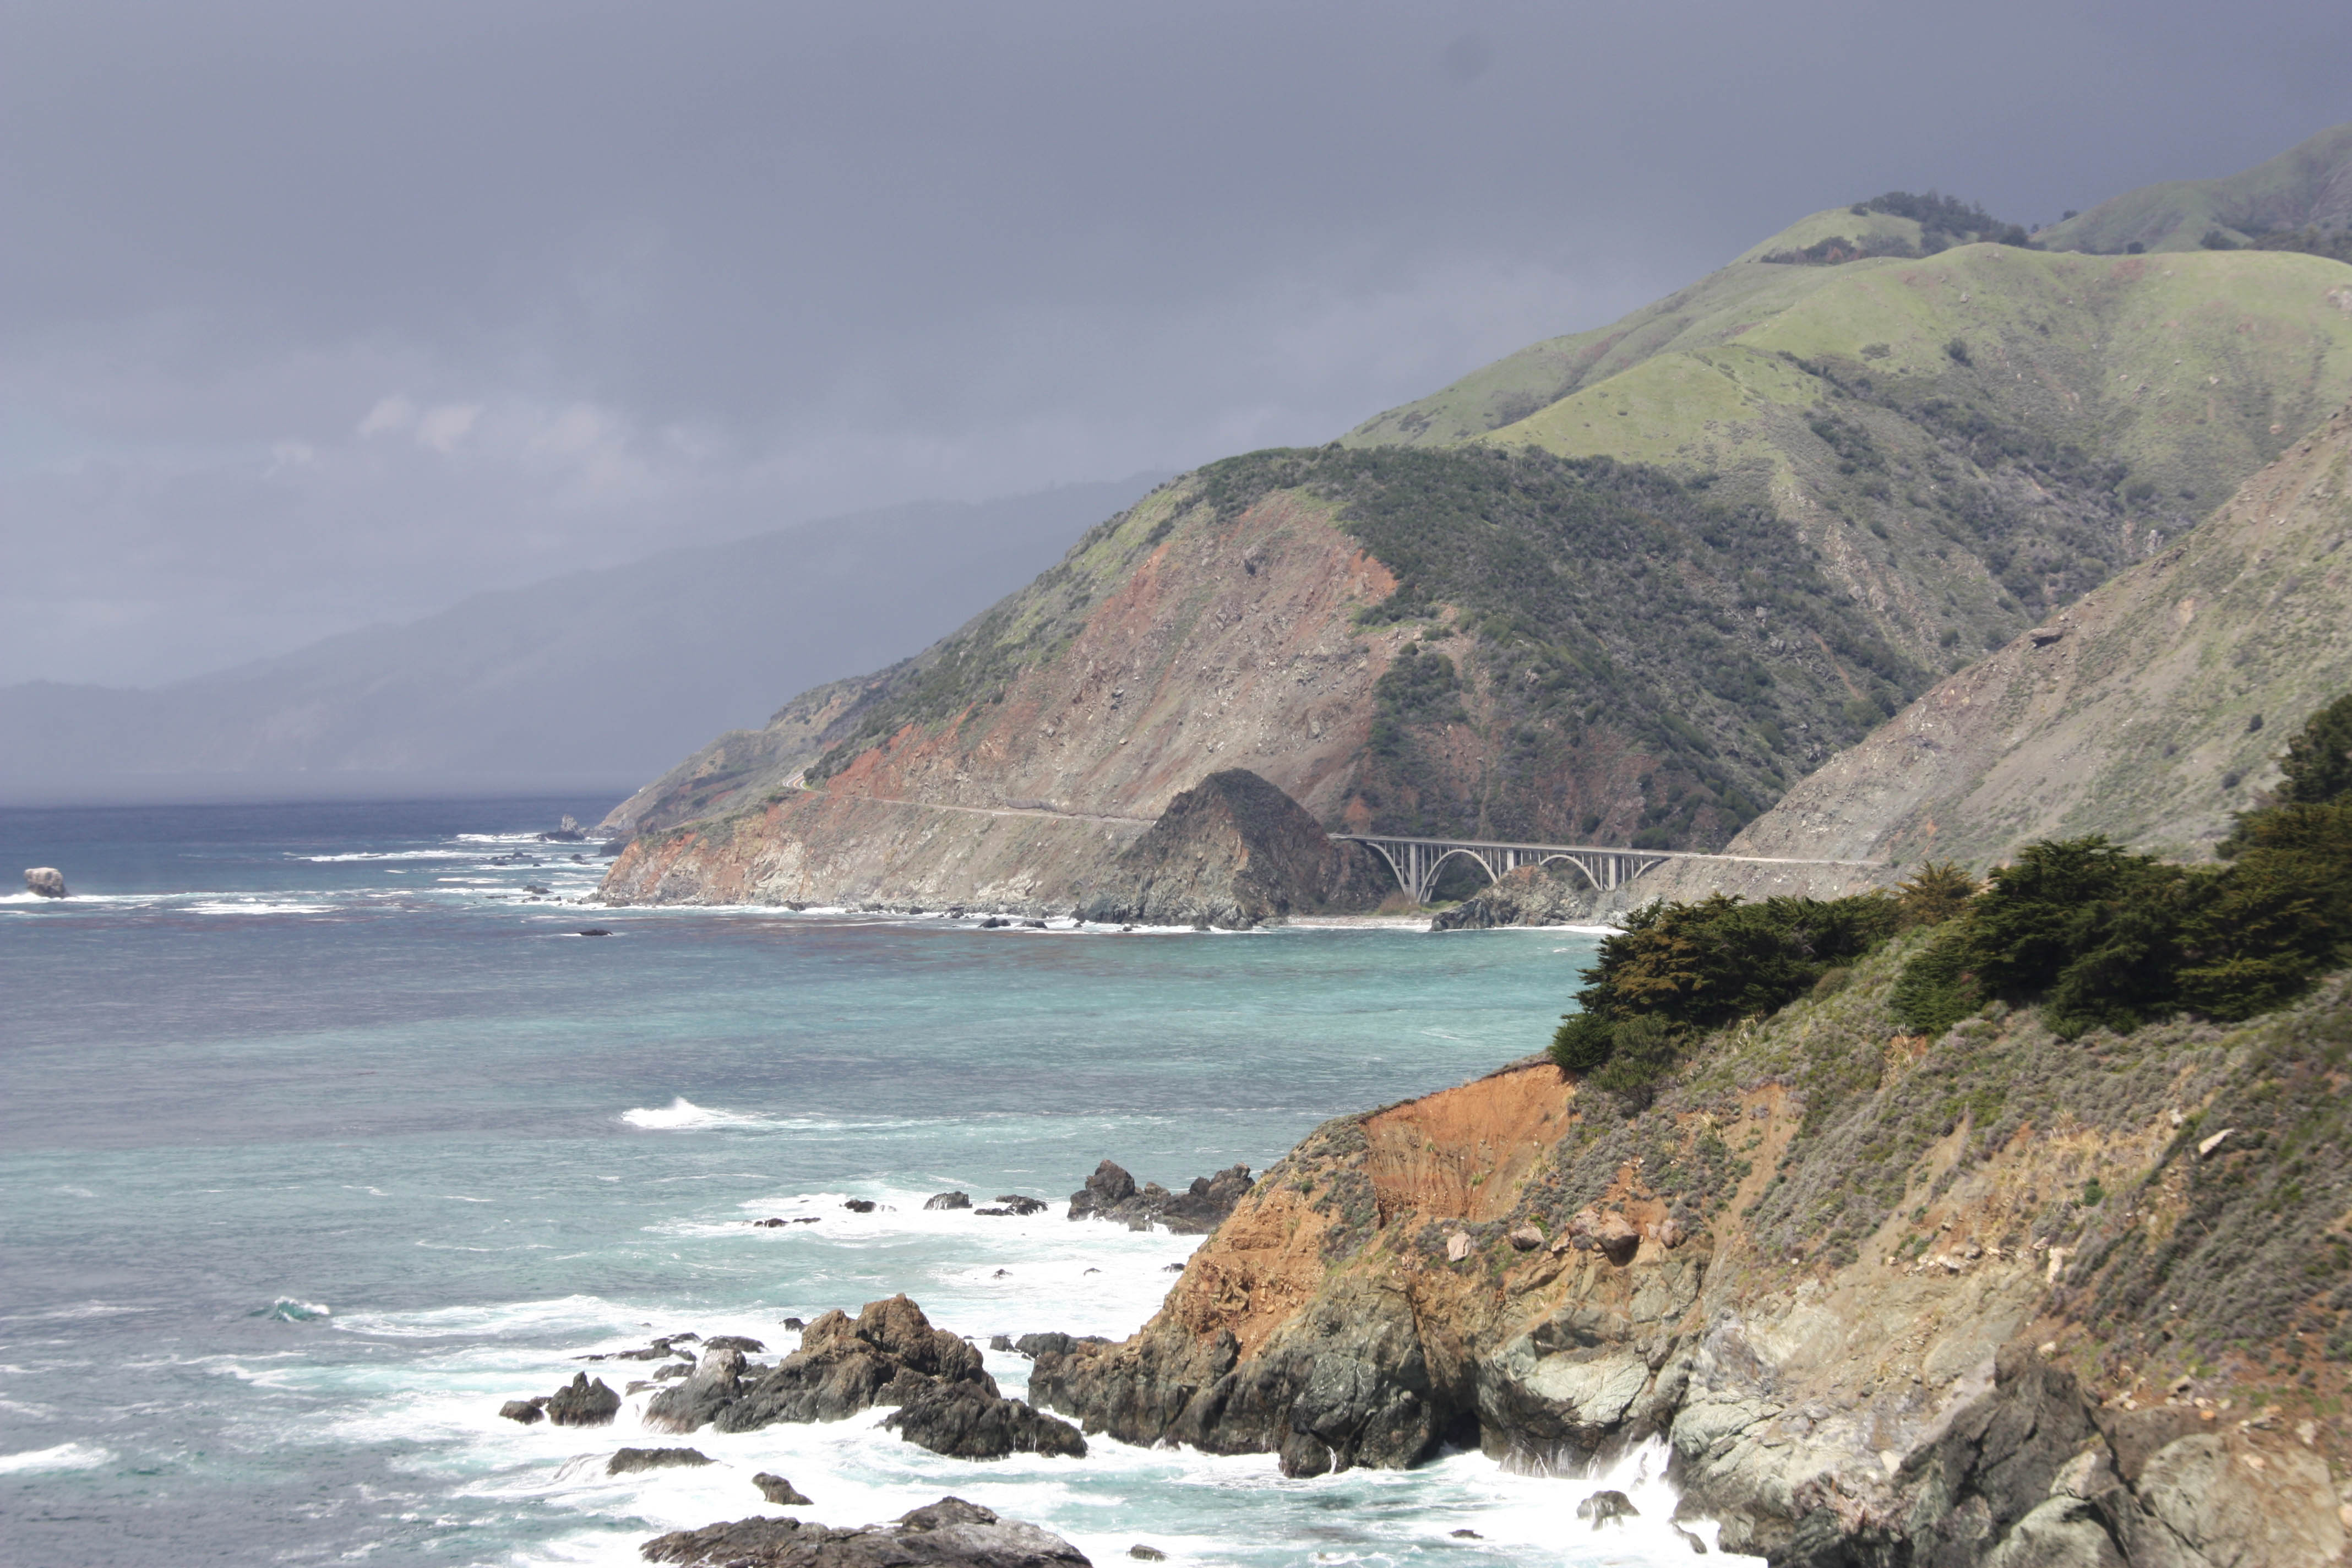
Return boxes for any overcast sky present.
[6,1,2349,688]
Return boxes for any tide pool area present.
[0,796,1734,1566]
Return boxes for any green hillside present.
[2036,122,2352,254]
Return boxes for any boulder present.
[990,1195,1048,1216]
[1576,1490,1638,1527]
[540,815,587,842]
[1011,1332,1109,1359]
[843,1199,878,1214]
[23,867,66,899]
[927,1191,973,1211]
[1129,1549,1166,1561]
[705,1335,766,1354]
[544,1372,620,1427]
[641,1496,1090,1568]
[607,1446,712,1475]
[1508,1224,1545,1251]
[754,1473,812,1506]
[1066,1160,1253,1233]
[498,1398,545,1424]
[647,1295,995,1435]
[884,1379,1088,1459]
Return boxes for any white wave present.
[255,1297,332,1322]
[0,1442,113,1474]
[184,899,338,916]
[620,1097,797,1132]
[296,848,480,863]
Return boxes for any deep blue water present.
[0,797,1718,1567]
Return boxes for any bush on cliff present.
[1891,694,2352,1039]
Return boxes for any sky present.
[6,0,2350,689]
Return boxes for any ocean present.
[0,796,1734,1566]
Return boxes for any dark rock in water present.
[577,927,612,937]
[989,1335,1013,1351]
[979,917,1010,929]
[1021,918,1048,929]
[24,867,67,899]
[523,883,552,896]
[651,1295,996,1436]
[705,1335,765,1354]
[1068,1159,1254,1234]
[990,1195,1047,1216]
[1576,1490,1638,1527]
[1074,770,1387,928]
[654,1362,692,1382]
[608,1446,712,1475]
[1129,1548,1167,1561]
[1430,864,1598,930]
[843,1199,878,1214]
[781,1317,806,1331]
[754,1472,812,1506]
[498,1398,546,1424]
[1672,1523,1708,1554]
[1161,1262,1184,1272]
[1450,1529,1482,1540]
[641,1496,1089,1568]
[544,1372,620,1427]
[926,1191,973,1211]
[1011,1332,1109,1359]
[884,1380,1087,1459]
[540,815,588,842]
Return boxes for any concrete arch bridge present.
[1331,832,1881,906]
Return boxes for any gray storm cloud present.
[3,0,2348,685]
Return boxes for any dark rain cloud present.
[3,0,2347,684]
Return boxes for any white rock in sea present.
[24,867,66,899]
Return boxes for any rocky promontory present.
[1074,770,1387,929]
[1028,954,2352,1565]
[1068,1159,1254,1233]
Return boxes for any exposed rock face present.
[1429,864,1596,930]
[1074,771,1386,928]
[1067,1160,1255,1233]
[640,1496,1090,1568]
[646,1295,992,1437]
[884,1379,1087,1460]
[754,1473,812,1506]
[1026,963,2352,1566]
[1727,401,2352,869]
[23,867,66,899]
[541,814,587,842]
[926,1191,972,1211]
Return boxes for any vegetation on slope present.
[2036,122,2352,255]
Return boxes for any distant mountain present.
[2035,122,2352,255]
[597,129,2352,916]
[0,477,1166,803]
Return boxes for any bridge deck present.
[1331,832,1883,902]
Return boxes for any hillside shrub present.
[1890,695,2352,1038]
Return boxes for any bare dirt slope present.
[1726,400,2352,869]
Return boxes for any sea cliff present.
[1030,944,2352,1566]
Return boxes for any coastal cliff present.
[1031,946,2352,1565]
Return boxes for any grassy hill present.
[2035,121,2352,254]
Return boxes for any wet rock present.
[1450,1529,1482,1539]
[705,1335,766,1354]
[989,1335,1014,1351]
[1577,1490,1638,1527]
[1128,1548,1166,1561]
[1012,1332,1109,1359]
[884,1378,1088,1459]
[608,1446,712,1475]
[781,1317,806,1331]
[541,815,587,842]
[577,927,612,936]
[23,867,66,899]
[1069,1159,1254,1233]
[843,1199,878,1214]
[544,1372,620,1427]
[754,1472,812,1506]
[655,1295,997,1435]
[927,1191,973,1211]
[641,1495,1090,1568]
[499,1398,546,1424]
[1671,1523,1707,1554]
[990,1195,1048,1216]
[979,917,1010,929]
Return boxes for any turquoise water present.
[0,798,1726,1566]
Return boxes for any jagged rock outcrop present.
[641,1496,1091,1568]
[646,1295,990,1436]
[1429,864,1598,929]
[606,1446,711,1475]
[884,1380,1087,1460]
[1074,770,1386,928]
[1066,1159,1255,1233]
[542,1372,620,1427]
[23,867,66,899]
[1027,955,2352,1566]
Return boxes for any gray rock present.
[543,1372,620,1427]
[23,867,66,899]
[666,1296,997,1436]
[927,1191,973,1210]
[990,1195,1048,1216]
[645,1347,748,1433]
[1128,1549,1166,1561]
[1576,1489,1638,1527]
[884,1378,1088,1459]
[498,1397,545,1424]
[1011,1332,1109,1359]
[641,1495,1091,1568]
[754,1472,812,1506]
[1067,1160,1253,1234]
[608,1446,712,1475]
